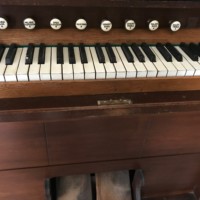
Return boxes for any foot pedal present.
[56,174,93,200]
[45,169,145,200]
[95,170,132,200]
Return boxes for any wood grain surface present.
[0,122,48,170]
[45,116,146,165]
[144,193,197,200]
[142,112,200,157]
[1,0,200,7]
[0,28,199,44]
[45,110,200,166]
[0,77,199,99]
[0,168,47,200]
[0,92,199,123]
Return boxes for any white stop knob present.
[75,19,87,30]
[101,20,112,32]
[24,18,36,30]
[148,20,159,31]
[50,18,62,30]
[0,17,8,30]
[125,20,136,31]
[170,21,181,32]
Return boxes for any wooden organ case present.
[1,0,200,200]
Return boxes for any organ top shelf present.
[0,0,130,7]
[0,0,200,8]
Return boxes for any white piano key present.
[5,48,23,82]
[40,47,51,81]
[29,47,40,81]
[73,47,84,80]
[63,47,73,80]
[51,47,62,80]
[177,60,194,76]
[17,47,29,81]
[139,47,157,77]
[112,47,126,78]
[151,46,178,77]
[116,46,136,78]
[101,47,115,79]
[175,46,199,76]
[84,47,95,79]
[164,50,188,76]
[163,47,187,76]
[162,46,194,76]
[128,47,147,77]
[0,48,8,82]
[170,59,186,76]
[149,47,167,77]
[90,47,106,79]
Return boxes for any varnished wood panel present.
[1,0,200,7]
[143,193,197,200]
[0,168,46,200]
[46,116,146,165]
[0,0,129,6]
[46,109,200,166]
[0,77,200,99]
[0,94,200,124]
[140,155,200,197]
[0,28,200,44]
[142,112,200,157]
[0,5,199,28]
[0,122,48,170]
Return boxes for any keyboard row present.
[1,43,200,82]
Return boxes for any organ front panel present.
[0,0,200,200]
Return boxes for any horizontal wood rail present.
[0,77,200,99]
[0,28,200,45]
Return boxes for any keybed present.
[0,43,200,82]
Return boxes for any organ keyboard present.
[1,42,200,82]
[1,1,200,200]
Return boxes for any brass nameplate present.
[97,99,132,106]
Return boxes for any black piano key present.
[188,43,200,57]
[68,43,76,64]
[121,43,134,62]
[25,43,34,65]
[180,42,198,61]
[95,43,105,63]
[165,43,182,62]
[79,43,88,64]
[105,43,116,63]
[141,43,156,62]
[156,43,172,62]
[38,43,46,64]
[131,43,145,62]
[0,44,5,62]
[6,43,17,65]
[57,43,64,64]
